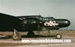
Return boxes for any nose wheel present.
[56,34,62,39]
[47,29,62,39]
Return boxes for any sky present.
[0,0,75,30]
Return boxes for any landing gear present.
[47,28,62,39]
[56,34,62,39]
[27,31,35,37]
[12,29,21,40]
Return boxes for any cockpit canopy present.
[18,15,43,21]
[43,17,55,21]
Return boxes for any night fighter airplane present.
[0,13,70,40]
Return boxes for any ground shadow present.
[0,35,11,39]
[0,35,56,39]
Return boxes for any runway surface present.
[0,30,75,47]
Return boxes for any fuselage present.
[42,17,70,29]
[0,13,71,31]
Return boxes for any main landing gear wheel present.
[12,29,21,40]
[56,34,62,39]
[27,31,35,37]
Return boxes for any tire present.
[13,32,21,40]
[56,34,62,39]
[27,31,35,37]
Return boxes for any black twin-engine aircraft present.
[0,13,70,40]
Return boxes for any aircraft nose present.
[64,20,70,26]
[55,19,71,27]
